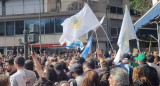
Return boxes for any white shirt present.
[10,69,36,86]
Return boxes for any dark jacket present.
[139,63,159,86]
[133,79,151,86]
[99,60,110,86]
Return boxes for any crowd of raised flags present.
[61,3,139,63]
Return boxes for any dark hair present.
[147,54,155,63]
[14,56,25,67]
[75,57,85,65]
[83,59,95,69]
[73,65,83,75]
[54,63,63,71]
[25,60,34,71]
[46,65,59,83]
[5,58,14,65]
[33,77,54,86]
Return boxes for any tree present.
[129,0,152,15]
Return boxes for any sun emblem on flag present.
[71,16,82,30]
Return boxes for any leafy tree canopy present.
[129,0,152,15]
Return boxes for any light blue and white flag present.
[114,6,138,64]
[59,3,100,45]
[66,40,84,50]
[82,36,93,58]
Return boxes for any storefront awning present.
[134,1,160,31]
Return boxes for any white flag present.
[114,6,138,64]
[59,3,100,45]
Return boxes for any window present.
[25,19,44,34]
[110,6,116,13]
[111,27,118,36]
[6,21,14,36]
[117,7,123,14]
[110,6,123,14]
[0,22,5,36]
[55,18,65,33]
[15,20,24,35]
[45,18,54,34]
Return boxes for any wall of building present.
[0,1,2,16]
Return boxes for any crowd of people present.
[0,48,160,86]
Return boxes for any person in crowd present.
[43,51,49,61]
[69,63,84,86]
[81,70,100,86]
[5,58,17,76]
[43,65,59,85]
[0,64,4,75]
[54,63,68,81]
[12,45,17,57]
[108,67,129,86]
[59,61,69,73]
[0,75,10,86]
[116,53,133,85]
[75,57,85,65]
[57,81,70,86]
[146,54,160,80]
[136,54,159,86]
[153,56,160,65]
[33,77,54,86]
[10,56,36,86]
[132,66,151,86]
[83,58,96,75]
[25,60,39,79]
[18,49,23,56]
[96,49,110,86]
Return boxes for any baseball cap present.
[135,54,146,61]
[123,53,130,60]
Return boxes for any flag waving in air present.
[82,36,93,58]
[114,6,138,64]
[59,3,100,45]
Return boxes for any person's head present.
[154,56,160,64]
[5,58,15,73]
[122,53,130,63]
[57,81,70,86]
[135,54,147,64]
[0,75,9,86]
[25,60,34,71]
[59,61,68,73]
[147,54,155,63]
[33,77,53,86]
[132,66,147,84]
[108,67,129,86]
[0,64,3,74]
[75,57,85,65]
[83,59,95,72]
[69,63,83,78]
[43,51,48,56]
[14,56,25,68]
[43,65,59,83]
[54,63,63,72]
[81,70,100,86]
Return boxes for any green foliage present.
[129,0,152,15]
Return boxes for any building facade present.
[0,0,139,55]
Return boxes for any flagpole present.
[94,31,99,49]
[101,26,114,51]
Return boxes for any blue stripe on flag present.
[82,36,93,58]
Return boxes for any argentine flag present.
[82,36,93,58]
[66,40,84,50]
